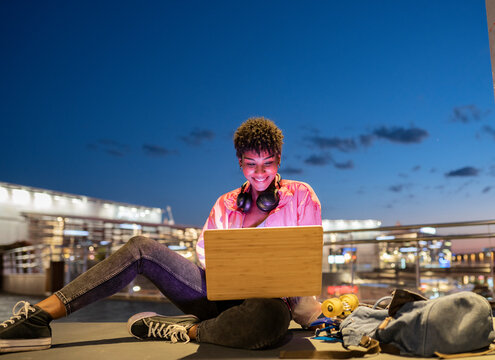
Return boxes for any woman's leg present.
[36,295,66,319]
[0,235,221,353]
[53,235,220,320]
[49,235,290,349]
[129,297,290,349]
[196,298,291,349]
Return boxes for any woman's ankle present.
[188,324,198,340]
[36,294,67,320]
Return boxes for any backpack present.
[340,289,495,357]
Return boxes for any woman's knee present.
[124,235,158,255]
[242,298,291,349]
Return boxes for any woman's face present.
[239,150,280,194]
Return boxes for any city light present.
[328,254,345,264]
[399,246,418,253]
[34,193,52,208]
[119,223,142,230]
[376,235,395,241]
[168,245,187,251]
[12,189,30,205]
[0,187,8,202]
[54,196,68,206]
[63,230,89,236]
[420,227,436,235]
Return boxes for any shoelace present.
[0,301,35,328]
[147,322,191,343]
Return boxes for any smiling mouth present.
[253,178,268,183]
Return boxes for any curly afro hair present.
[233,117,284,158]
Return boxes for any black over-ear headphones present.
[236,174,281,212]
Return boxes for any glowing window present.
[0,187,8,202]
[34,193,52,208]
[12,189,30,205]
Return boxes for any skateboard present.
[320,293,359,318]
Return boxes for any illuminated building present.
[0,181,200,296]
[0,181,180,246]
[377,227,452,271]
[323,219,382,271]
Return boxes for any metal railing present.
[324,218,495,294]
[3,218,495,300]
[2,245,58,274]
[1,239,198,298]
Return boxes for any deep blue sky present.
[1,0,494,227]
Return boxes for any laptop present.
[204,225,323,300]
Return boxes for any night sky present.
[1,1,494,229]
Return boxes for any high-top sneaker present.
[0,301,52,353]
[127,312,199,343]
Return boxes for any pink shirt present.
[196,179,323,327]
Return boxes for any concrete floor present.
[2,321,495,360]
[0,293,183,322]
[1,294,495,360]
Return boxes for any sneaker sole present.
[0,337,51,353]
[127,313,199,339]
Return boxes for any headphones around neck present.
[236,174,281,213]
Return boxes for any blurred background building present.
[0,181,200,298]
[1,181,493,304]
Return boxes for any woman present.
[0,117,322,353]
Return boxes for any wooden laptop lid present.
[204,225,323,300]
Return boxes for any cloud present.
[181,129,215,146]
[450,105,483,123]
[303,125,429,162]
[373,126,428,144]
[280,166,303,175]
[304,153,332,166]
[97,139,129,148]
[356,187,365,194]
[482,186,492,194]
[445,166,480,177]
[334,160,354,169]
[388,184,405,193]
[300,126,428,171]
[388,183,413,193]
[482,125,495,140]
[454,180,474,193]
[104,149,125,157]
[306,136,357,152]
[359,134,374,147]
[142,144,176,157]
[87,139,130,157]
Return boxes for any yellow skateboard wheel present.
[321,298,344,318]
[339,294,359,311]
